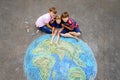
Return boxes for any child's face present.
[62,17,69,22]
[50,12,55,18]
[56,19,61,24]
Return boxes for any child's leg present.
[39,25,52,34]
[61,33,80,41]
[69,32,81,37]
[69,27,82,36]
[50,29,57,44]
[68,32,81,41]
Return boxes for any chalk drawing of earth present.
[24,34,97,80]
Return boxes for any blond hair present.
[55,15,61,19]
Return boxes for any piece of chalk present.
[27,29,29,32]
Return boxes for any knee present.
[42,27,52,33]
[47,29,52,34]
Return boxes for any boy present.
[35,7,57,33]
[50,15,64,44]
[61,12,82,40]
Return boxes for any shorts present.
[61,28,82,34]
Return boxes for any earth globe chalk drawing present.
[24,34,97,80]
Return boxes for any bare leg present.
[50,29,57,44]
[69,32,81,41]
[69,32,81,37]
[61,33,80,41]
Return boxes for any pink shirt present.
[35,13,52,27]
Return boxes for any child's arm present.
[52,27,55,33]
[65,19,74,30]
[58,27,64,33]
[58,24,65,33]
[49,18,55,24]
[46,23,52,29]
[62,24,73,30]
[65,26,74,30]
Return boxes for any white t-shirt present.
[35,13,52,27]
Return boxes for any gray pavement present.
[0,0,120,80]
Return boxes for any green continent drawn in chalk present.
[89,75,94,80]
[32,55,55,80]
[33,39,86,67]
[52,71,56,78]
[68,67,86,80]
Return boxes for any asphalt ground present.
[0,0,120,80]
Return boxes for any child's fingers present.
[52,27,55,31]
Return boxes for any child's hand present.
[50,19,55,24]
[58,28,63,34]
[52,27,55,30]
[61,24,65,27]
[58,30,61,34]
